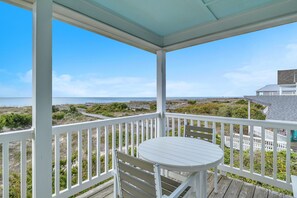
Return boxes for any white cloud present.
[223,42,297,96]
[18,69,32,83]
[16,70,209,97]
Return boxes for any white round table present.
[138,137,224,198]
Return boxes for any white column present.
[156,50,166,137]
[32,0,53,197]
[279,86,283,95]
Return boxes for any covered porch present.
[1,0,297,197]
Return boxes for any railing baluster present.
[273,128,277,180]
[166,117,169,136]
[55,134,60,195]
[212,122,216,144]
[112,125,116,169]
[3,142,9,198]
[239,125,243,171]
[96,127,101,176]
[198,120,201,127]
[131,122,134,156]
[146,119,149,140]
[184,118,187,136]
[78,130,82,184]
[190,119,193,125]
[150,119,153,138]
[136,121,139,157]
[21,140,27,198]
[88,128,92,180]
[220,123,225,165]
[172,118,175,137]
[141,120,144,142]
[286,129,291,183]
[154,118,157,137]
[119,123,122,151]
[67,132,72,190]
[261,126,265,176]
[205,121,208,128]
[125,123,128,154]
[178,118,181,137]
[104,126,109,173]
[230,124,234,168]
[250,125,254,174]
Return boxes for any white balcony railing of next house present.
[1,112,296,197]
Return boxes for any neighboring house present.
[256,84,296,96]
[257,69,297,96]
[245,95,297,122]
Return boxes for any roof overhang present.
[4,0,297,53]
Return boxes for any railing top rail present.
[0,128,34,143]
[166,113,297,130]
[53,112,160,134]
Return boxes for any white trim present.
[4,0,297,53]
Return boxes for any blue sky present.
[1,2,297,97]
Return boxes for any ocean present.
[0,97,204,107]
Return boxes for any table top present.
[138,137,224,172]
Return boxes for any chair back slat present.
[120,170,156,196]
[121,181,152,198]
[185,125,213,143]
[118,161,155,185]
[115,151,157,198]
[117,151,154,172]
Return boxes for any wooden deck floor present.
[77,174,293,198]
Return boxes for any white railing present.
[224,133,287,151]
[0,113,159,198]
[165,112,296,191]
[0,129,34,198]
[52,112,159,198]
[253,126,287,141]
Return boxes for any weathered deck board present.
[253,186,269,198]
[238,182,256,198]
[78,176,293,198]
[224,180,244,198]
[209,176,232,198]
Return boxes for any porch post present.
[32,0,53,197]
[156,50,166,137]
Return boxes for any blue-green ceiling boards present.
[52,0,297,49]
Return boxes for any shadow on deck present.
[77,174,293,198]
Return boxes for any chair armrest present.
[165,173,195,198]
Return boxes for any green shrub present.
[2,113,32,129]
[86,103,129,114]
[69,105,78,113]
[52,112,65,120]
[235,99,248,105]
[188,100,196,105]
[149,103,156,111]
[52,105,59,113]
[0,116,5,130]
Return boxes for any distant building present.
[256,69,297,96]
[246,69,297,122]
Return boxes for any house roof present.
[4,0,297,53]
[257,84,296,92]
[256,84,279,92]
[245,96,297,122]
